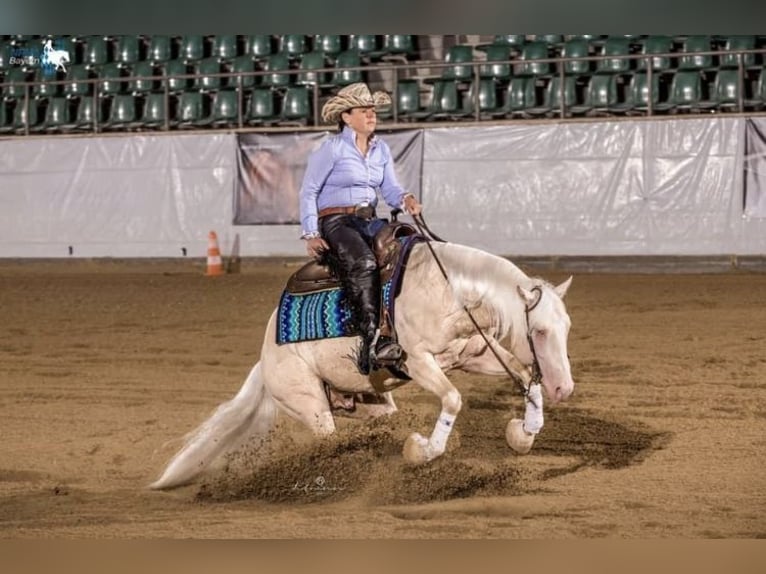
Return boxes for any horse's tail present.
[149,360,277,490]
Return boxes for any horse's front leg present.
[401,353,461,464]
[506,382,543,454]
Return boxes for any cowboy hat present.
[321,82,392,124]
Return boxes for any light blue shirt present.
[299,126,408,237]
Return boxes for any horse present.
[41,40,70,72]
[150,240,574,490]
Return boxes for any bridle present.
[412,213,543,409]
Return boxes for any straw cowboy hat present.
[321,82,392,124]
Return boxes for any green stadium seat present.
[331,50,363,86]
[194,57,222,91]
[262,52,292,88]
[744,68,766,110]
[597,37,632,74]
[575,74,619,115]
[176,90,206,127]
[616,71,672,114]
[515,41,552,77]
[83,35,109,67]
[211,35,238,61]
[501,76,537,117]
[561,38,592,75]
[114,35,141,65]
[395,79,422,119]
[104,93,137,129]
[210,89,239,126]
[678,36,714,71]
[3,67,30,100]
[279,85,311,124]
[348,35,383,60]
[97,62,124,96]
[12,97,41,133]
[381,35,417,60]
[128,61,157,95]
[463,78,503,117]
[179,35,205,62]
[0,41,12,71]
[637,36,673,73]
[162,60,188,93]
[32,68,60,98]
[481,35,526,51]
[479,44,512,81]
[666,70,703,112]
[40,95,73,132]
[547,75,580,116]
[296,51,329,86]
[534,35,564,47]
[719,36,757,69]
[245,88,277,125]
[140,92,168,129]
[0,100,13,133]
[313,35,343,58]
[64,65,92,98]
[710,69,742,111]
[279,35,307,58]
[244,35,273,60]
[440,45,474,81]
[228,55,257,89]
[426,79,464,119]
[146,35,172,63]
[73,95,104,131]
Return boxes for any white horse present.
[42,40,70,72]
[150,241,574,490]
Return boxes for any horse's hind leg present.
[264,352,336,437]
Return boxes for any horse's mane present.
[416,242,539,339]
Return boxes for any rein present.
[411,213,542,409]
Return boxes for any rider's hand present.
[403,194,422,216]
[305,237,329,260]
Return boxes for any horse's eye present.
[534,328,547,337]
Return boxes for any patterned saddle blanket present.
[276,234,423,345]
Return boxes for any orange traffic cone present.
[205,231,225,276]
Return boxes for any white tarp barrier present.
[0,133,235,257]
[423,118,750,256]
[745,118,766,218]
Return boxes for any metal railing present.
[1,47,765,136]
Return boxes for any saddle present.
[286,221,419,295]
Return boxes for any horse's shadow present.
[196,404,670,506]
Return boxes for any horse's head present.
[517,277,574,405]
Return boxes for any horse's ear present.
[517,285,536,305]
[554,276,573,299]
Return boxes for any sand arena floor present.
[1,258,764,538]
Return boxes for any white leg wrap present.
[523,384,544,435]
[428,411,457,455]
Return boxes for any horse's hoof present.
[402,432,430,464]
[506,418,535,454]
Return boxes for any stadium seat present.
[162,60,189,93]
[114,35,141,65]
[279,85,312,124]
[127,61,157,95]
[194,57,222,91]
[279,35,308,58]
[140,92,168,129]
[331,50,363,86]
[296,51,329,87]
[176,90,206,127]
[637,35,674,73]
[547,75,580,116]
[73,95,104,131]
[678,36,714,71]
[0,100,13,133]
[482,35,526,51]
[32,68,60,99]
[515,41,552,77]
[719,35,757,69]
[104,93,138,129]
[479,44,512,82]
[534,34,564,47]
[710,69,742,111]
[561,38,592,75]
[146,35,172,63]
[381,35,417,61]
[40,95,73,132]
[574,74,620,115]
[395,79,422,119]
[426,79,464,119]
[616,71,672,114]
[179,35,205,62]
[0,41,12,71]
[440,45,474,81]
[744,68,766,110]
[12,97,41,133]
[262,52,292,88]
[501,76,537,117]
[313,35,343,58]
[243,35,273,60]
[211,35,238,61]
[348,35,383,60]
[210,89,239,126]
[463,78,503,117]
[97,62,124,96]
[666,70,703,112]
[83,35,109,67]
[3,67,29,99]
[64,65,92,98]
[597,37,632,74]
[245,88,277,125]
[228,55,257,89]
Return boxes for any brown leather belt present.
[318,204,376,220]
